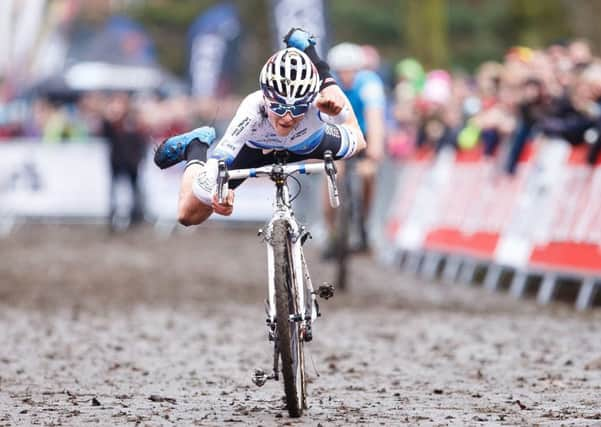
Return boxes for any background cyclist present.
[323,42,387,256]
[153,29,367,226]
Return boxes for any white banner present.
[0,140,276,223]
[271,0,329,56]
[0,140,110,217]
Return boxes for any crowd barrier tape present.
[387,138,601,278]
[0,139,275,223]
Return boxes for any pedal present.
[303,323,313,342]
[317,283,335,300]
[300,230,312,246]
[252,369,268,387]
[252,368,277,387]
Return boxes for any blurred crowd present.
[389,38,601,172]
[0,89,240,143]
[2,37,601,177]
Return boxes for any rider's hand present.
[316,85,345,116]
[283,28,316,51]
[212,190,235,216]
[191,158,218,205]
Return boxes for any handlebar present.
[216,150,340,208]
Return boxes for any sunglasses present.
[267,102,310,118]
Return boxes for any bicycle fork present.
[253,222,326,387]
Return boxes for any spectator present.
[101,91,147,230]
[325,42,387,254]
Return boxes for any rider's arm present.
[284,28,343,116]
[209,92,261,164]
[284,28,337,91]
[338,101,367,157]
[315,94,367,160]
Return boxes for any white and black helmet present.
[259,47,320,105]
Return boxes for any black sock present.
[305,45,335,88]
[304,45,322,63]
[185,139,208,162]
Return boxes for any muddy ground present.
[1,224,601,426]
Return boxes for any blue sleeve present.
[357,71,386,109]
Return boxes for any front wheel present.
[272,219,306,417]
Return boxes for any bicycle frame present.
[217,157,337,330]
[264,175,317,332]
[216,152,338,415]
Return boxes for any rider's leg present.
[321,161,346,259]
[154,127,216,169]
[356,158,378,252]
[359,172,376,251]
[129,168,144,225]
[322,183,336,230]
[108,164,120,231]
[177,163,214,226]
[178,145,273,226]
[177,140,213,226]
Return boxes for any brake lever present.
[323,150,340,208]
[324,150,337,177]
[217,160,229,204]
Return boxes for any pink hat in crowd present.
[422,70,452,105]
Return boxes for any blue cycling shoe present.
[154,126,216,169]
[284,28,316,51]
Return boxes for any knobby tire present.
[272,219,306,417]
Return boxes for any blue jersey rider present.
[323,42,387,254]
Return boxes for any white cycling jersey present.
[210,91,358,165]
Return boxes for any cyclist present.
[154,29,366,226]
[323,42,387,254]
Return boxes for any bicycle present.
[216,150,339,418]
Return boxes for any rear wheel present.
[334,167,353,291]
[272,219,306,417]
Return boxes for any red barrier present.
[386,147,434,246]
[527,146,601,274]
[422,145,533,260]
[424,161,499,257]
[388,139,601,276]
